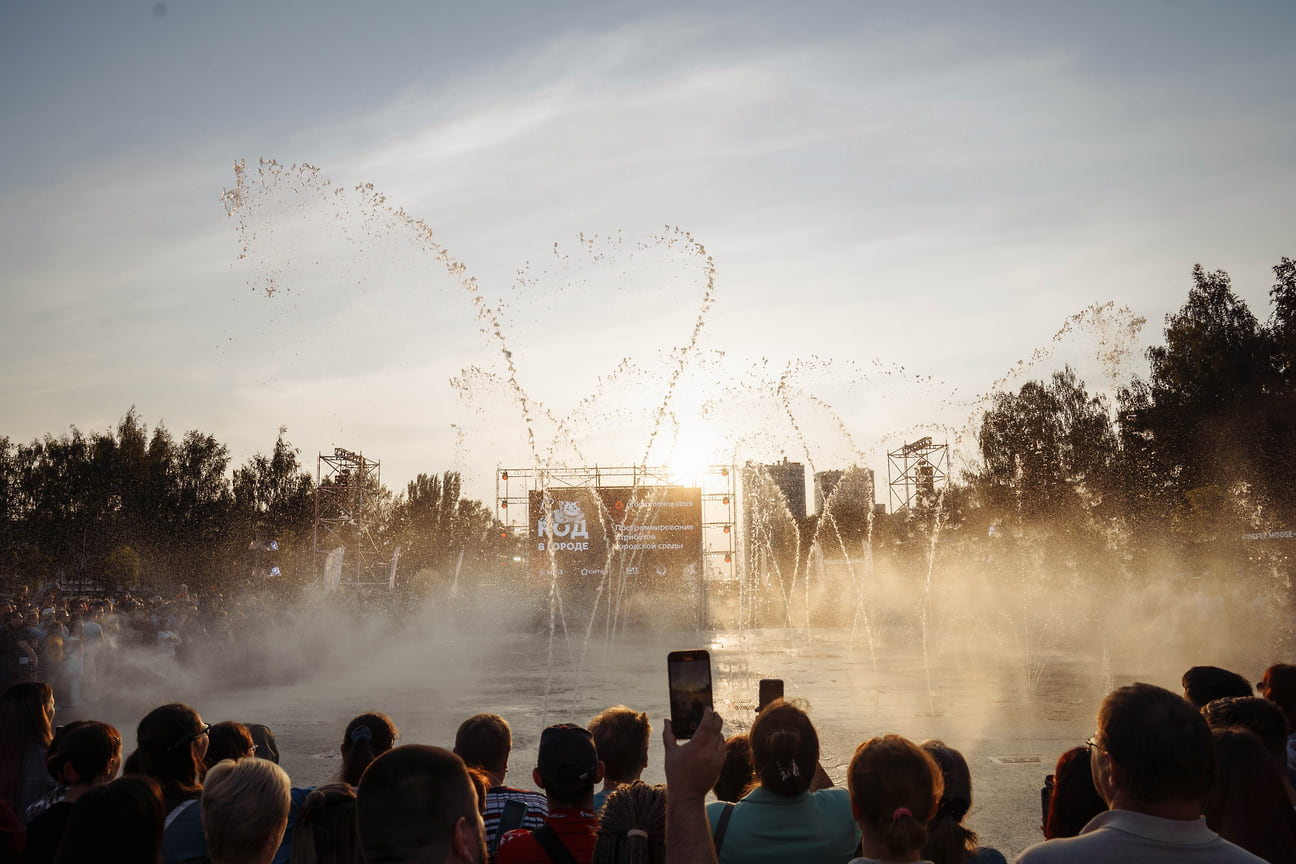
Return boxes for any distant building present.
[764,458,807,521]
[815,467,874,516]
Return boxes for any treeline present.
[0,415,504,595]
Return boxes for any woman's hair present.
[51,720,122,785]
[339,713,398,787]
[205,722,255,768]
[1043,746,1106,839]
[123,703,207,810]
[0,681,55,805]
[465,767,491,816]
[749,700,818,797]
[592,781,666,864]
[849,735,943,862]
[202,758,292,864]
[54,775,166,864]
[291,782,363,864]
[1203,728,1296,863]
[920,740,976,864]
[712,735,755,803]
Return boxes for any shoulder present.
[495,828,540,864]
[969,846,1008,864]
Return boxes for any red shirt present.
[496,807,599,864]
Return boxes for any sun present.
[665,429,716,482]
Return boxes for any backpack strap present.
[712,802,736,857]
[531,823,579,864]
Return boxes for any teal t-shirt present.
[706,786,860,864]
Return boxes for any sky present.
[3,0,1295,507]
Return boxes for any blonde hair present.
[202,758,292,864]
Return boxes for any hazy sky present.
[3,0,1295,504]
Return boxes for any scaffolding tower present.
[887,437,949,513]
[313,447,394,591]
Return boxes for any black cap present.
[537,724,598,796]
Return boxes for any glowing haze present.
[3,1,1295,503]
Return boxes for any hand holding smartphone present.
[668,649,713,739]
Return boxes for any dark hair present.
[1043,747,1106,839]
[340,713,398,787]
[1181,666,1252,708]
[124,703,207,810]
[592,782,665,864]
[246,724,280,764]
[712,735,755,803]
[54,775,166,864]
[0,682,55,805]
[1260,664,1296,731]
[51,720,122,785]
[848,735,943,861]
[1202,696,1289,763]
[749,700,818,797]
[292,782,363,864]
[205,721,254,768]
[588,707,651,784]
[920,741,977,864]
[1203,729,1296,863]
[356,746,479,864]
[1097,683,1212,804]
[452,714,511,776]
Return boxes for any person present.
[848,734,943,864]
[1202,728,1296,864]
[201,758,292,864]
[1202,694,1296,805]
[52,775,166,864]
[1257,664,1296,782]
[291,783,362,864]
[20,720,122,864]
[920,740,1005,864]
[591,781,665,864]
[710,736,753,804]
[1040,747,1105,839]
[588,707,651,813]
[0,682,57,817]
[1181,666,1252,709]
[452,713,547,855]
[703,700,858,863]
[355,745,487,864]
[497,724,604,864]
[338,713,397,787]
[123,703,210,864]
[246,725,279,764]
[662,707,724,864]
[1016,683,1265,863]
[204,722,256,769]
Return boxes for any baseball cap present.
[537,724,598,796]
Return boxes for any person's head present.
[54,775,166,864]
[205,721,256,768]
[246,724,280,764]
[588,706,651,785]
[202,758,292,864]
[592,782,665,864]
[125,703,208,805]
[292,782,363,864]
[1181,666,1252,708]
[712,734,755,803]
[1202,695,1290,767]
[1092,683,1213,808]
[1203,728,1296,863]
[749,700,818,798]
[50,720,122,789]
[1258,664,1296,733]
[452,714,511,780]
[1044,746,1107,839]
[920,740,976,864]
[339,712,398,787]
[534,724,604,808]
[1,681,55,746]
[849,735,943,861]
[356,745,486,864]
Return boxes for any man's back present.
[495,807,598,864]
[1015,811,1266,864]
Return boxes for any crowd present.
[2,659,1296,864]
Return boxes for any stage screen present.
[527,485,703,590]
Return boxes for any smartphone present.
[668,649,713,739]
[758,678,784,713]
[495,798,527,841]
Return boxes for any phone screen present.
[668,649,713,739]
[496,799,527,840]
[758,678,784,712]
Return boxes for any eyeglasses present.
[168,723,211,752]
